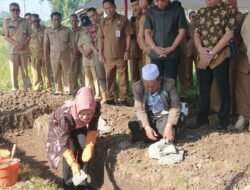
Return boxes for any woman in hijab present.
[46,87,101,190]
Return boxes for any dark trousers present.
[151,58,179,80]
[197,59,230,126]
[63,128,87,190]
[128,114,169,142]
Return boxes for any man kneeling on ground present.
[129,64,181,143]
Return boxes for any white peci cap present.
[142,64,160,80]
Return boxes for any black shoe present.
[105,99,116,105]
[117,101,129,107]
[216,124,228,130]
[188,121,209,129]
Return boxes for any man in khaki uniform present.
[70,14,85,94]
[137,0,151,65]
[98,0,133,106]
[87,8,107,102]
[78,16,101,100]
[3,3,32,91]
[29,14,52,91]
[225,0,250,130]
[130,0,143,83]
[44,12,74,95]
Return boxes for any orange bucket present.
[0,159,20,187]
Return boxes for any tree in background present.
[40,0,91,19]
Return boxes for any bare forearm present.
[98,38,104,56]
[5,36,17,46]
[194,32,203,51]
[145,29,155,48]
[126,35,131,51]
[171,29,186,50]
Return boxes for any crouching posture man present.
[129,64,181,143]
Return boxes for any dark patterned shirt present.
[195,2,237,49]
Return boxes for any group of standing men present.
[2,0,250,131]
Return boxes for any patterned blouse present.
[195,2,237,49]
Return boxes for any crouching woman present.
[46,87,100,190]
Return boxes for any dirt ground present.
[0,91,249,190]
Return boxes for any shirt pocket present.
[59,31,69,42]
[8,25,16,36]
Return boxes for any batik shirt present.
[195,2,237,49]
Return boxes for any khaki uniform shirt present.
[97,13,133,59]
[3,17,31,54]
[195,2,237,49]
[29,25,46,57]
[71,26,83,56]
[78,31,94,66]
[44,26,73,52]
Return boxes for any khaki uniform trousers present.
[9,53,31,90]
[178,55,194,97]
[71,54,85,93]
[31,55,52,91]
[50,51,71,93]
[235,69,250,119]
[105,58,128,101]
[83,66,101,99]
[93,55,107,98]
[129,58,143,83]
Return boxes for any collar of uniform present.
[106,12,119,21]
[71,26,81,32]
[11,17,22,22]
[52,25,63,30]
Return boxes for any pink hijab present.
[67,87,97,128]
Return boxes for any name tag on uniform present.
[115,30,120,38]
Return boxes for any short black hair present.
[103,0,116,7]
[31,13,39,19]
[70,13,78,19]
[24,13,31,17]
[87,7,97,13]
[9,2,20,9]
[50,12,62,19]
[189,10,196,17]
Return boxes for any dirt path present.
[0,91,249,190]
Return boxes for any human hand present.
[144,126,158,141]
[153,46,166,56]
[99,54,105,64]
[198,47,213,66]
[163,124,175,142]
[124,51,129,61]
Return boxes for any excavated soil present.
[0,91,249,190]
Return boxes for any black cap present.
[130,0,137,3]
[81,15,92,27]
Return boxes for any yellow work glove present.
[63,149,80,176]
[82,131,97,162]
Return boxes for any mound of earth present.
[0,91,249,190]
[0,91,67,133]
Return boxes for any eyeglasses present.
[11,9,20,12]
